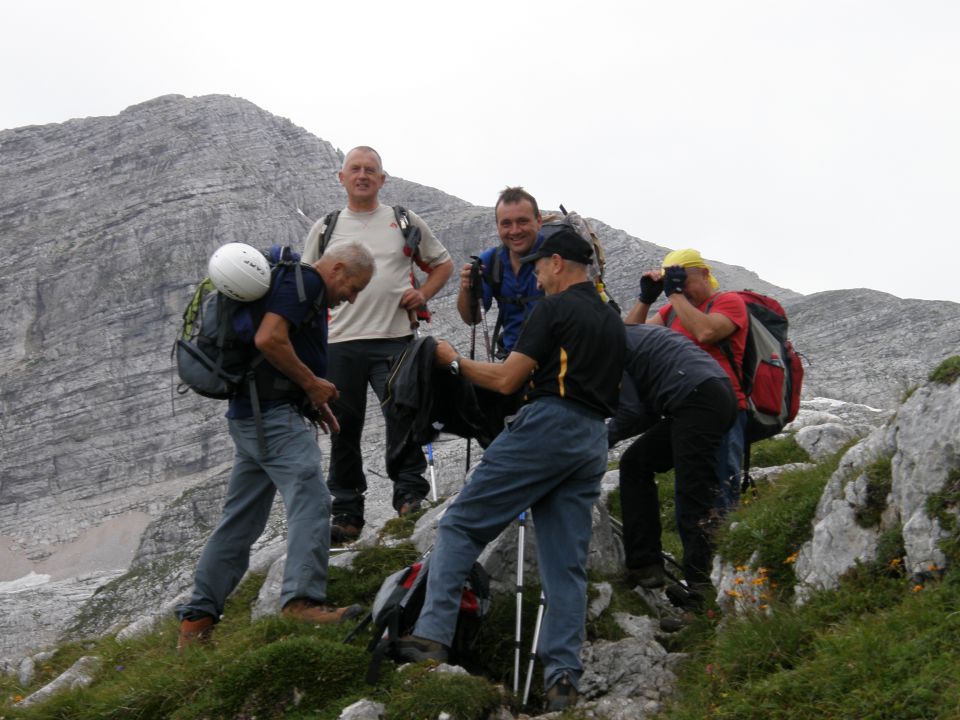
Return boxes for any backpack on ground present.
[349,553,491,683]
[173,245,325,451]
[312,204,433,323]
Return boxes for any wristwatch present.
[449,356,462,375]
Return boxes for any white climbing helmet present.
[207,243,271,302]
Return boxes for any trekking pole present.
[513,510,527,694]
[408,310,438,502]
[469,256,494,361]
[521,590,547,708]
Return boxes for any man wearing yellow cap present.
[624,249,749,510]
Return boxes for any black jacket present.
[382,336,520,475]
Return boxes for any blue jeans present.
[177,404,332,620]
[413,397,608,691]
[715,410,748,512]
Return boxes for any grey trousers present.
[177,404,332,621]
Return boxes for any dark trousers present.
[619,377,737,586]
[326,337,428,521]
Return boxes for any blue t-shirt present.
[226,264,328,419]
[479,244,543,354]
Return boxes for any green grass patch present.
[749,435,810,468]
[716,452,843,596]
[387,665,501,720]
[663,557,935,720]
[929,355,960,385]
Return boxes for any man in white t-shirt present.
[303,146,453,542]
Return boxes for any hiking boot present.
[544,674,578,712]
[625,562,666,589]
[393,635,449,664]
[177,615,215,651]
[659,610,697,633]
[666,581,712,611]
[398,498,423,518]
[281,598,364,625]
[330,515,363,545]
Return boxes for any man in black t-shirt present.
[394,223,625,713]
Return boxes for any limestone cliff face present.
[786,289,960,408]
[1,93,958,662]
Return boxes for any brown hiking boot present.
[177,615,215,651]
[545,673,578,712]
[330,515,363,545]
[398,498,423,518]
[281,598,364,624]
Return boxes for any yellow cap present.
[661,249,720,290]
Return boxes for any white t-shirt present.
[303,204,450,342]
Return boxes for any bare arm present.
[436,340,535,395]
[255,312,339,408]
[400,258,455,311]
[624,300,665,325]
[666,293,736,344]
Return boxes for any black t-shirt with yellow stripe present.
[513,281,625,417]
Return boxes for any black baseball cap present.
[520,222,594,265]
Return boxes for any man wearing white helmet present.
[176,242,375,649]
[303,146,454,542]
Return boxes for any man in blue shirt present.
[456,187,544,358]
[176,242,375,649]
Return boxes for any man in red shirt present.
[624,249,748,510]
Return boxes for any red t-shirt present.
[658,292,749,409]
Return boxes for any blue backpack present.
[173,246,326,452]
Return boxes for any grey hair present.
[342,145,384,173]
[322,241,376,278]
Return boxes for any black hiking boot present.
[393,635,449,664]
[397,497,423,518]
[544,673,578,712]
[330,514,363,545]
[625,562,666,589]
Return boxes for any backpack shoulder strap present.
[319,211,340,257]
[483,247,504,300]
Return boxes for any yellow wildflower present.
[784,552,799,564]
[726,589,742,598]
[913,584,923,593]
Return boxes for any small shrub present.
[926,469,960,565]
[854,456,893,528]
[929,355,960,385]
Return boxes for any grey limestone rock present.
[795,379,960,600]
[16,655,101,708]
[794,422,873,461]
[338,699,386,720]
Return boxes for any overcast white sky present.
[4,1,958,302]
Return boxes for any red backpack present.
[667,289,804,487]
[727,290,804,443]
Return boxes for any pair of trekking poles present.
[463,262,545,707]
